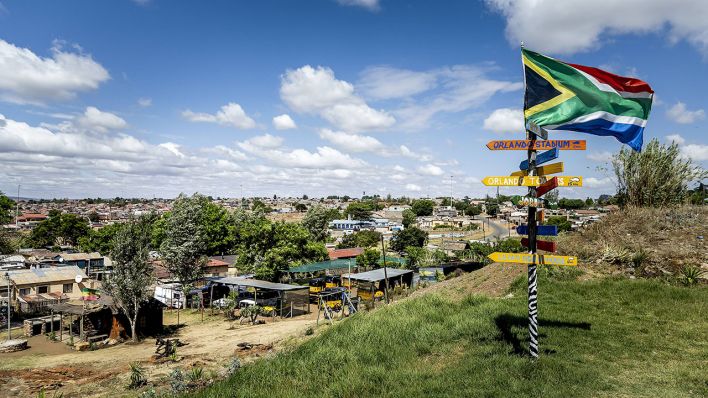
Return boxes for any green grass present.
[190,272,708,398]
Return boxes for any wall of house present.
[15,280,85,300]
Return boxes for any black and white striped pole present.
[526,126,540,359]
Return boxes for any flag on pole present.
[522,48,653,152]
[81,287,100,301]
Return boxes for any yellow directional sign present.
[487,252,578,266]
[482,176,582,187]
[511,162,564,177]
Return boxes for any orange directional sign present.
[487,252,577,266]
[511,162,564,177]
[482,176,583,187]
[486,140,586,151]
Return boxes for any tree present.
[585,197,594,207]
[0,192,15,225]
[79,223,125,254]
[294,203,307,212]
[356,248,380,270]
[612,139,705,207]
[302,205,335,242]
[411,199,434,216]
[336,230,382,249]
[202,202,235,256]
[558,198,585,210]
[390,227,428,253]
[87,211,100,223]
[345,202,373,220]
[465,204,482,217]
[251,199,273,213]
[160,194,208,301]
[545,216,572,232]
[26,212,90,248]
[402,209,417,228]
[106,216,154,342]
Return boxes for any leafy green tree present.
[203,201,235,255]
[106,216,154,342]
[390,227,428,253]
[465,204,482,217]
[585,197,594,207]
[336,230,382,249]
[612,139,705,207]
[558,198,585,210]
[0,192,15,225]
[345,202,374,220]
[545,216,572,232]
[79,223,125,254]
[356,248,380,270]
[485,203,499,217]
[151,214,169,249]
[26,212,90,248]
[402,209,417,228]
[251,199,273,213]
[87,211,100,223]
[294,203,307,212]
[411,199,434,216]
[302,205,337,242]
[160,194,208,294]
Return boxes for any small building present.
[327,247,364,260]
[2,266,89,314]
[204,258,229,277]
[0,254,26,271]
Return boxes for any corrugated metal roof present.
[341,267,412,282]
[4,266,88,286]
[208,276,307,291]
[56,252,103,261]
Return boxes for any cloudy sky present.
[0,0,706,199]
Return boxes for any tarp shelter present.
[207,277,309,317]
[341,268,413,301]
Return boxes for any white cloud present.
[417,164,444,176]
[182,102,256,129]
[680,144,708,161]
[666,102,705,124]
[336,0,380,11]
[318,129,386,153]
[358,66,438,99]
[399,145,432,161]
[137,97,152,107]
[238,135,367,169]
[158,142,185,158]
[587,151,614,163]
[393,66,523,129]
[405,183,422,192]
[0,39,109,104]
[244,134,284,149]
[76,106,127,133]
[665,134,686,145]
[483,108,524,133]
[486,0,708,55]
[272,114,297,130]
[280,65,395,132]
[584,177,614,188]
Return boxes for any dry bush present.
[558,205,707,277]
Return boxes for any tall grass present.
[189,274,708,398]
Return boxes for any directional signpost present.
[482,175,582,187]
[482,115,586,359]
[519,147,559,170]
[488,252,577,266]
[511,161,563,177]
[521,237,556,253]
[517,224,558,236]
[486,140,586,151]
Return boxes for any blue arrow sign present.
[519,147,559,170]
[516,224,558,236]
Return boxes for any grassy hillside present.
[189,270,707,398]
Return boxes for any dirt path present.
[0,311,319,397]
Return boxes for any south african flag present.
[523,48,653,152]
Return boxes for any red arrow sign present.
[536,176,558,197]
[521,237,557,253]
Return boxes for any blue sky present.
[0,0,706,199]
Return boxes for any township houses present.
[417,216,475,230]
[1,266,89,314]
[327,247,364,260]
